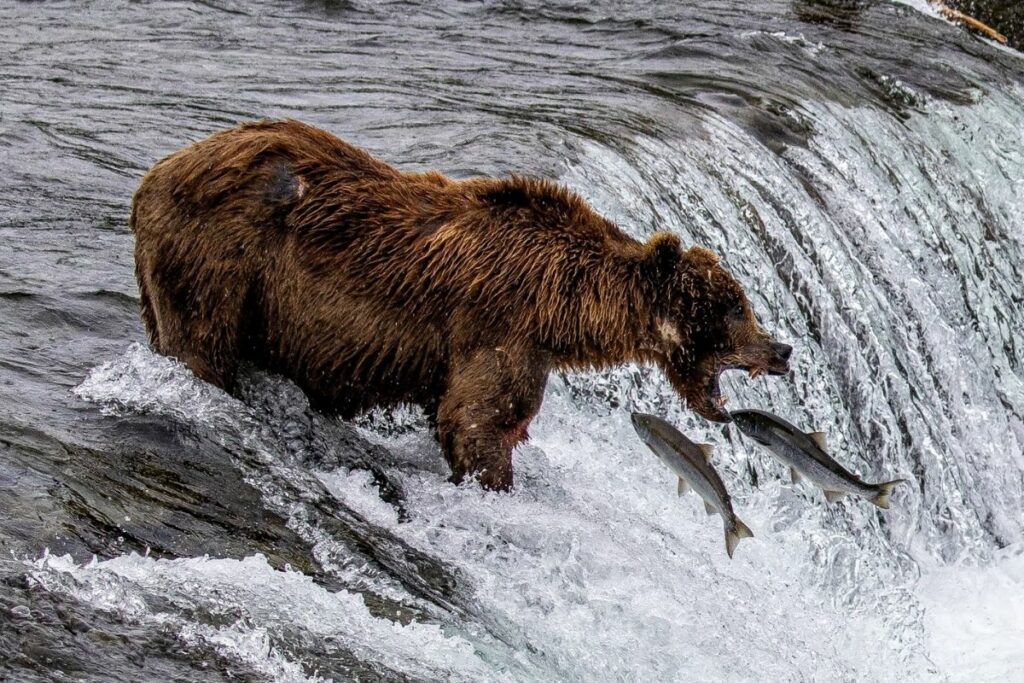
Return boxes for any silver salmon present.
[730,409,905,509]
[631,412,754,558]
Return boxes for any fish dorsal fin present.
[698,444,714,462]
[677,477,689,496]
[704,500,718,516]
[823,490,844,503]
[790,467,802,484]
[808,431,827,450]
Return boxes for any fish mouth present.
[630,412,652,437]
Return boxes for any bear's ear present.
[683,245,720,269]
[643,232,682,286]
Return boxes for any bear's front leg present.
[436,346,548,491]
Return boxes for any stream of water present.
[2,1,1023,680]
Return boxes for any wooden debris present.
[932,1,1009,44]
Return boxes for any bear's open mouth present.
[701,369,733,423]
[725,352,791,381]
[690,345,791,423]
[704,358,790,419]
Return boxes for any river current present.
[1,1,1023,681]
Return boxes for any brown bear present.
[131,119,792,491]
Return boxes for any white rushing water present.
[38,334,1023,681]
[33,48,1024,682]
[53,345,903,682]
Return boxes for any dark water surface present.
[2,1,1023,681]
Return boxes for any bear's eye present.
[730,304,745,319]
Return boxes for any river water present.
[2,1,1023,681]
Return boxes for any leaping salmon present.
[631,412,754,558]
[730,409,906,509]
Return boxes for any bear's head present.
[645,233,792,423]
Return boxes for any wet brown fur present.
[131,119,781,490]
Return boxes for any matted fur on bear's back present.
[131,120,657,415]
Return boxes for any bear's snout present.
[767,341,793,375]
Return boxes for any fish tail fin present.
[871,479,907,510]
[735,517,754,540]
[725,518,754,559]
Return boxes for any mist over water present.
[2,1,1023,680]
